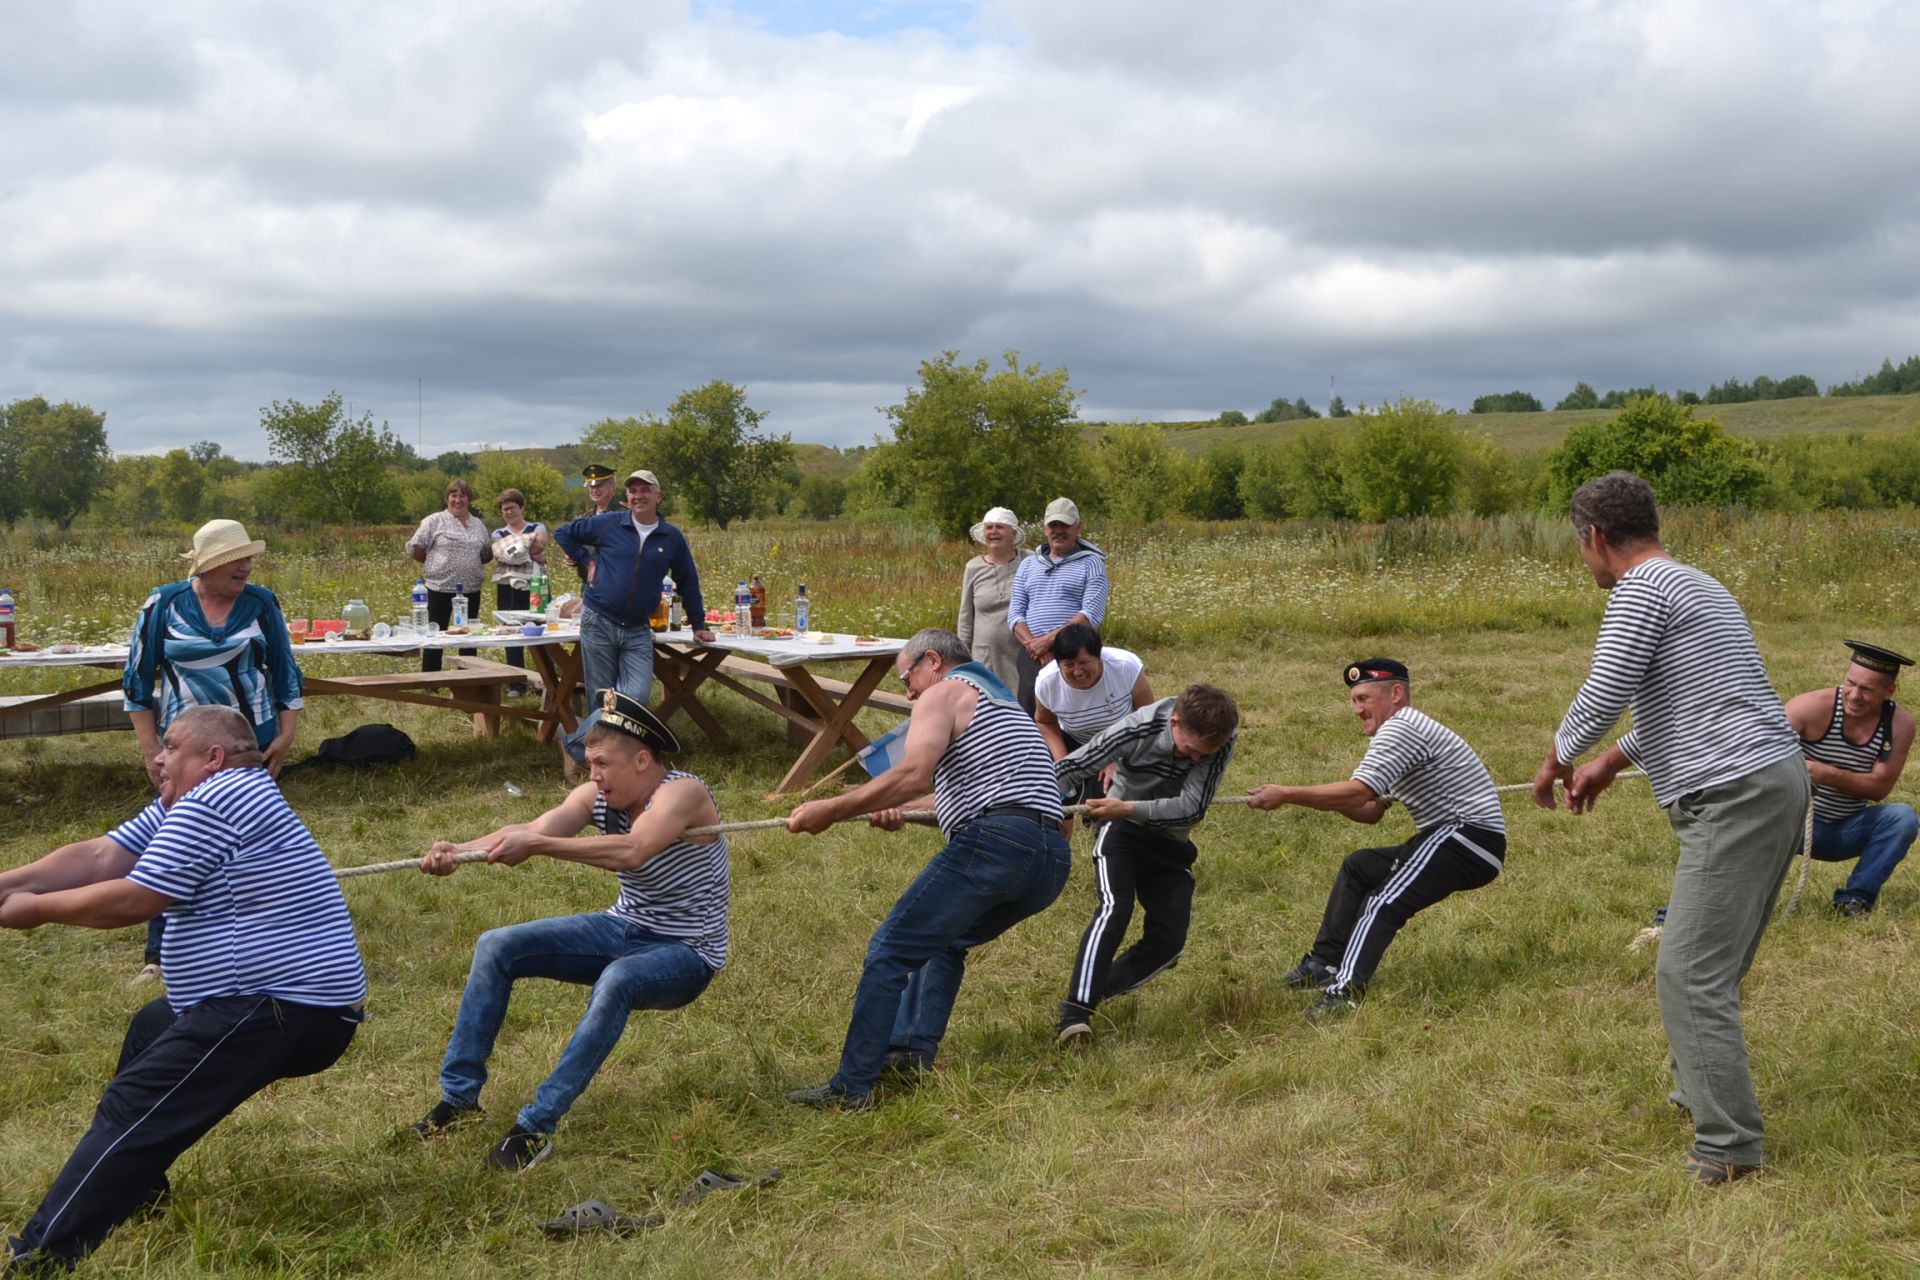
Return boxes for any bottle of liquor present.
[0,586,15,650]
[793,583,810,635]
[650,583,670,632]
[451,584,467,631]
[748,574,767,628]
[733,580,753,636]
[666,577,682,629]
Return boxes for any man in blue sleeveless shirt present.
[2,706,365,1272]
[784,628,1069,1109]
[411,691,729,1172]
[1783,640,1917,917]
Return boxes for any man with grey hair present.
[2,706,365,1270]
[783,628,1069,1109]
[1009,497,1108,713]
[1532,469,1807,1186]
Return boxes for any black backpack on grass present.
[282,724,417,775]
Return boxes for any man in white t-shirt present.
[1034,624,1154,753]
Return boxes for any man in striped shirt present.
[785,628,1069,1109]
[1533,469,1808,1186]
[411,691,728,1172]
[1250,660,1505,1021]
[1008,497,1109,713]
[1054,685,1237,1042]
[1784,640,1916,917]
[1,706,366,1271]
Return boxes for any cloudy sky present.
[4,0,1917,459]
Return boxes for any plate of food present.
[853,635,882,644]
[756,627,797,639]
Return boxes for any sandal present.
[672,1167,782,1207]
[538,1198,665,1238]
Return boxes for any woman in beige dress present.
[956,506,1023,692]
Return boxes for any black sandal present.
[672,1167,782,1207]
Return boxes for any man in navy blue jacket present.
[552,470,713,766]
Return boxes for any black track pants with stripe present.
[1309,823,1505,998]
[11,995,356,1266]
[1064,822,1198,1012]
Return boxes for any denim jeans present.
[1812,803,1919,907]
[437,912,712,1134]
[830,814,1071,1096]
[564,607,655,762]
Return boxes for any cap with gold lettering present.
[599,689,681,754]
[1845,640,1914,676]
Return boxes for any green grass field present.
[4,516,1920,1277]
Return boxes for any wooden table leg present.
[653,646,729,743]
[770,657,893,794]
[528,642,582,743]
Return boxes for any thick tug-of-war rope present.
[330,772,1659,881]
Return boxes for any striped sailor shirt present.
[1555,558,1799,808]
[1055,698,1235,841]
[1352,707,1505,835]
[1008,540,1109,635]
[597,773,730,970]
[932,681,1064,837]
[1035,646,1144,742]
[1803,690,1895,822]
[126,768,366,1015]
[105,798,168,855]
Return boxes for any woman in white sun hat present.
[956,506,1024,692]
[122,518,304,978]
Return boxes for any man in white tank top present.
[785,628,1069,1109]
[1783,640,1917,917]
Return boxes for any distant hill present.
[1080,393,1920,456]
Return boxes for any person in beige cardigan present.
[956,506,1023,692]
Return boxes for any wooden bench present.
[301,657,533,736]
[0,692,132,740]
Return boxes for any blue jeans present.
[1812,803,1919,907]
[830,814,1071,1096]
[563,607,655,762]
[437,912,712,1134]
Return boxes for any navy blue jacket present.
[552,512,707,628]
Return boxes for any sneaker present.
[786,1082,873,1111]
[1306,992,1359,1023]
[881,1047,934,1081]
[410,1099,482,1140]
[485,1125,554,1171]
[1684,1152,1760,1185]
[1834,897,1873,918]
[1281,954,1335,990]
[1056,1001,1094,1044]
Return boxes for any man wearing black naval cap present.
[562,463,620,585]
[1782,640,1917,917]
[409,690,730,1171]
[1248,659,1506,1020]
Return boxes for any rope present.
[1777,801,1817,918]
[327,776,1639,881]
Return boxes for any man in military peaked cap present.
[410,690,730,1172]
[1782,640,1917,916]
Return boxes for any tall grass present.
[4,512,1920,1276]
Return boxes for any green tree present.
[1328,395,1350,419]
[1178,444,1246,519]
[1457,431,1525,516]
[1091,423,1183,522]
[3,397,112,530]
[1556,382,1599,411]
[1830,354,1920,396]
[1341,399,1464,520]
[99,455,167,531]
[1217,409,1249,426]
[1546,394,1766,507]
[259,392,406,524]
[792,473,848,520]
[155,448,207,524]
[433,449,477,475]
[471,452,570,527]
[642,381,794,530]
[1237,430,1353,520]
[877,351,1086,538]
[1471,390,1543,414]
[1254,396,1320,424]
[1598,385,1658,408]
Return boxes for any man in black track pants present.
[1250,659,1507,1021]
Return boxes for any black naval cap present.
[582,463,616,481]
[1844,640,1914,677]
[1344,658,1410,687]
[599,689,681,754]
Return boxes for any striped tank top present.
[596,772,730,970]
[1803,690,1895,822]
[932,677,1064,838]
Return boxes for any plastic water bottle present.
[451,583,467,630]
[411,579,429,631]
[734,580,752,636]
[0,586,15,650]
[793,583,810,635]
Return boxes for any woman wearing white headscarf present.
[956,506,1023,692]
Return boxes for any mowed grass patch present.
[5,516,1920,1276]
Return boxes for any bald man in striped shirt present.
[1533,470,1807,1187]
